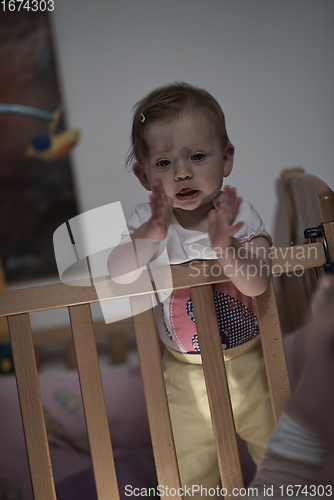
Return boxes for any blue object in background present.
[32,135,51,151]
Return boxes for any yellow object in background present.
[25,129,80,161]
[0,358,13,373]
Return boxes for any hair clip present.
[140,113,146,123]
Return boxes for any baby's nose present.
[174,161,193,180]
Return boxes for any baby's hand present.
[147,178,173,241]
[208,185,244,252]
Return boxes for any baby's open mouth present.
[176,188,200,200]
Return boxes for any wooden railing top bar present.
[0,243,325,318]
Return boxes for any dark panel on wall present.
[0,10,78,283]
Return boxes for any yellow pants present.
[164,334,275,498]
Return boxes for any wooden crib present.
[274,167,334,332]
[0,169,333,500]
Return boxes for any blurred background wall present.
[50,0,334,235]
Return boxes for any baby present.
[108,82,275,496]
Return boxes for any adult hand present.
[286,275,334,446]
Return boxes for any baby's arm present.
[208,185,271,296]
[107,178,173,284]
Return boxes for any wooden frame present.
[274,168,334,332]
[0,243,326,499]
[0,172,332,499]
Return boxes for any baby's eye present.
[156,159,171,168]
[192,153,205,161]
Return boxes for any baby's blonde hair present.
[127,82,230,166]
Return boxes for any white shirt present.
[123,192,272,353]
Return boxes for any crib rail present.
[1,239,327,499]
[0,243,325,317]
[274,169,334,332]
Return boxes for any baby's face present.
[134,110,234,212]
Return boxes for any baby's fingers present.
[149,192,159,216]
[220,187,242,222]
[233,195,243,215]
[208,207,217,227]
[150,179,168,213]
[230,220,244,235]
[152,177,166,197]
[222,185,241,203]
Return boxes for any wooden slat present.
[130,294,182,499]
[323,221,334,263]
[65,341,77,369]
[190,285,244,495]
[0,243,325,318]
[281,167,306,246]
[8,314,56,500]
[69,304,119,500]
[255,278,291,421]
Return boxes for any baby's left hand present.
[208,185,244,252]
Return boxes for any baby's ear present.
[133,162,151,191]
[222,144,235,177]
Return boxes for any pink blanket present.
[0,365,153,499]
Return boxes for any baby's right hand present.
[147,177,173,241]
